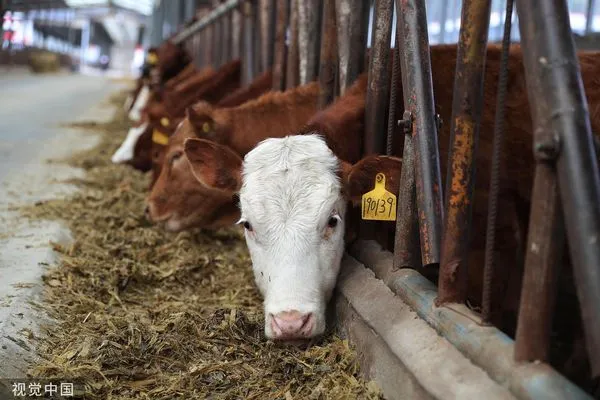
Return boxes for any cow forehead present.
[240,135,343,226]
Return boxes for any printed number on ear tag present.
[361,173,397,221]
[160,117,170,127]
[202,122,211,133]
[152,129,169,146]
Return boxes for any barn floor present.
[0,71,128,378]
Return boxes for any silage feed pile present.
[20,91,382,399]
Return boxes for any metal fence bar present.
[242,0,257,84]
[335,0,369,94]
[259,0,274,72]
[172,0,242,44]
[514,163,564,363]
[437,0,492,304]
[253,0,262,76]
[272,0,289,91]
[516,0,600,377]
[364,0,393,155]
[286,0,300,88]
[232,7,242,60]
[297,0,321,84]
[213,16,222,67]
[396,0,443,267]
[318,0,337,109]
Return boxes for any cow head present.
[183,134,402,341]
[145,119,240,231]
[186,101,230,141]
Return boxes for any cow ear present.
[183,138,243,193]
[186,102,216,138]
[342,155,403,205]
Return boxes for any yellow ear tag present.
[202,122,211,133]
[152,129,169,146]
[361,173,397,221]
[160,117,170,127]
[147,53,158,65]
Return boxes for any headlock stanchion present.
[395,0,443,268]
[515,0,600,377]
[437,0,492,305]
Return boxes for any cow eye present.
[243,221,253,232]
[169,151,182,164]
[328,216,339,228]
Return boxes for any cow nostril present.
[144,205,151,219]
[271,311,313,339]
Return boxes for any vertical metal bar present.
[586,0,596,35]
[272,0,289,91]
[438,0,449,44]
[318,0,337,109]
[437,0,491,304]
[396,0,444,267]
[232,7,242,60]
[259,0,273,72]
[286,0,300,88]
[514,163,564,363]
[335,0,369,94]
[221,12,231,64]
[393,19,422,269]
[516,0,600,376]
[242,0,256,84]
[364,0,393,155]
[252,0,262,76]
[297,0,322,84]
[214,17,222,67]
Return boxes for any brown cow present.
[216,69,274,108]
[145,80,320,231]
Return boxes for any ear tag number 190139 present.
[361,173,397,221]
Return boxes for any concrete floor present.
[0,70,128,379]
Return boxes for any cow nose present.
[271,311,314,339]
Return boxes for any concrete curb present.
[334,254,516,400]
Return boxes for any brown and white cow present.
[144,80,321,231]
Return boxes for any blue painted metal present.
[349,240,593,400]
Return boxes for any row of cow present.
[111,36,600,375]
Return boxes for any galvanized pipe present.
[516,0,600,376]
[437,0,491,305]
[335,0,369,94]
[514,163,564,364]
[395,0,444,267]
[286,0,300,89]
[318,0,337,109]
[297,0,321,84]
[272,0,289,91]
[364,0,393,155]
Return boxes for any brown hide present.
[216,69,274,108]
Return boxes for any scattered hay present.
[21,91,382,399]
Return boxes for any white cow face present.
[182,134,403,342]
[111,122,148,164]
[128,85,150,122]
[239,135,348,340]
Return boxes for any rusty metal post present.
[514,163,564,363]
[297,0,322,84]
[318,0,337,109]
[272,0,289,91]
[516,0,600,376]
[242,0,257,84]
[335,0,369,94]
[286,0,300,88]
[395,0,444,268]
[436,0,491,304]
[364,0,393,155]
